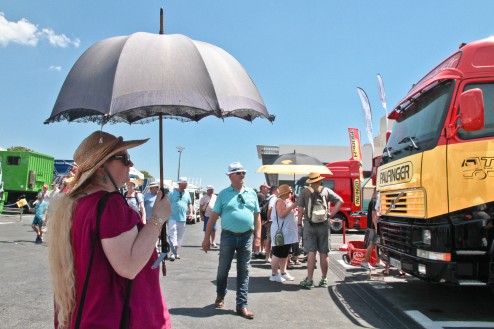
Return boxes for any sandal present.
[381,269,391,276]
[294,261,301,265]
[397,270,406,277]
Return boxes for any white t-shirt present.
[199,194,217,218]
[266,195,278,222]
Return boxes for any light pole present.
[176,146,185,181]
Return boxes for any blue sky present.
[1,1,494,191]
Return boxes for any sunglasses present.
[237,194,246,205]
[110,153,131,166]
[235,171,246,176]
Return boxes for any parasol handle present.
[159,8,164,35]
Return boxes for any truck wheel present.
[330,214,345,234]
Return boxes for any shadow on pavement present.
[169,304,234,318]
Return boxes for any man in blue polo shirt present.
[168,177,193,260]
[202,162,261,320]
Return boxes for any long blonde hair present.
[47,177,94,328]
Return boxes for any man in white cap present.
[297,172,343,289]
[199,185,217,247]
[168,176,194,260]
[202,162,261,320]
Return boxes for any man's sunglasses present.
[235,171,246,176]
[237,194,246,205]
[110,153,131,166]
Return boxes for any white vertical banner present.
[377,73,389,131]
[357,87,374,154]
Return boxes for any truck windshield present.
[384,80,454,162]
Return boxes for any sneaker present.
[265,257,271,263]
[269,274,286,283]
[361,261,374,270]
[281,272,295,281]
[318,278,328,288]
[300,278,314,289]
[375,261,386,269]
[35,236,42,244]
[212,243,218,249]
[176,254,181,259]
[169,254,175,261]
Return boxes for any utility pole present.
[176,146,185,181]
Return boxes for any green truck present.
[0,150,54,211]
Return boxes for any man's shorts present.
[302,220,329,254]
[364,228,377,247]
[32,216,43,227]
[261,221,272,240]
[203,216,217,232]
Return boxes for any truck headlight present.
[422,229,431,246]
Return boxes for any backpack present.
[307,186,328,223]
[260,197,270,221]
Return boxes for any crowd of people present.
[37,129,390,328]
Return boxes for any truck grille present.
[381,189,426,218]
[380,221,413,253]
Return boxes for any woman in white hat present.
[47,131,171,329]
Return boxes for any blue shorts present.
[32,216,43,227]
[203,216,217,232]
[366,228,378,245]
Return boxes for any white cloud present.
[0,12,79,48]
[41,28,80,48]
[49,65,62,71]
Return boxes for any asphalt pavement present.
[0,213,421,329]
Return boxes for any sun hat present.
[69,131,149,195]
[278,184,292,198]
[260,183,270,189]
[43,184,49,189]
[207,185,214,190]
[127,178,139,187]
[178,177,188,184]
[148,181,160,188]
[226,162,246,175]
[306,172,324,184]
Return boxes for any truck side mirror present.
[459,88,484,131]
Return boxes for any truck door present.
[448,81,494,251]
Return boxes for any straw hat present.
[278,184,292,198]
[148,181,160,188]
[226,162,246,175]
[306,172,324,184]
[69,131,148,195]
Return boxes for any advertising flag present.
[347,128,362,162]
[377,73,389,131]
[348,128,363,211]
[357,87,374,154]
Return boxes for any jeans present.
[216,230,253,309]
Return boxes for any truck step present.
[458,280,486,286]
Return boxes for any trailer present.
[0,150,54,209]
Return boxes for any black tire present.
[330,213,346,234]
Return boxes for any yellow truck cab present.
[377,36,494,287]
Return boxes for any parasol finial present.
[159,7,164,35]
